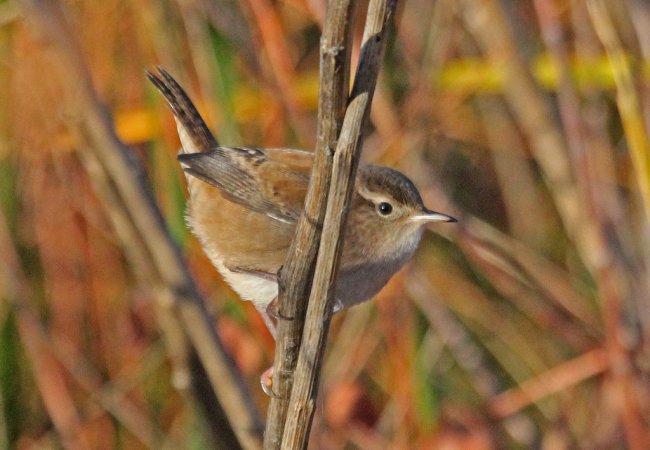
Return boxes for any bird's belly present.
[200,231,413,313]
[211,253,394,311]
[211,258,278,309]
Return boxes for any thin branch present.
[264,0,353,447]
[280,0,398,448]
[20,0,263,448]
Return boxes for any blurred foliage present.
[1,0,650,448]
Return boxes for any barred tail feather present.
[146,67,218,154]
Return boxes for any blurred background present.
[2,0,650,448]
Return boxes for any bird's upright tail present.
[146,67,218,154]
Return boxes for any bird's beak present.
[409,208,457,223]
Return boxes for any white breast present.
[188,214,279,309]
[210,258,278,309]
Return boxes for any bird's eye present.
[377,202,393,216]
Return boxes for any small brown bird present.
[147,67,456,337]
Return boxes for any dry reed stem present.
[263,0,353,446]
[280,1,397,446]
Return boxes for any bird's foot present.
[266,298,293,321]
[260,366,280,398]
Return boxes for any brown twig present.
[263,0,353,446]
[280,1,397,448]
[20,0,263,448]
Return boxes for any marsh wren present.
[147,68,456,336]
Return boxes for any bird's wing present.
[178,147,312,224]
[147,67,314,224]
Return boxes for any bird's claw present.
[266,300,294,321]
[260,366,281,398]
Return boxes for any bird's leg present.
[256,300,298,397]
[255,305,281,397]
[256,305,277,338]
[227,264,295,395]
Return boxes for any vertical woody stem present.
[264,0,353,447]
[275,0,397,448]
